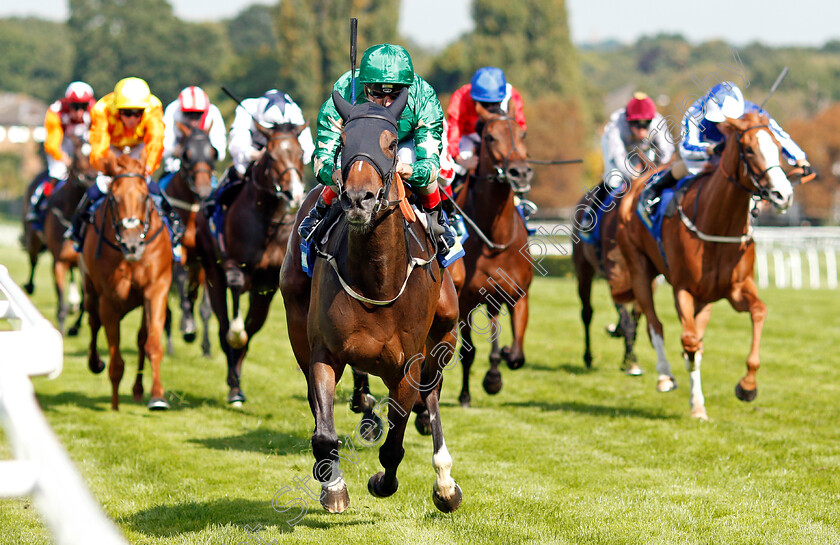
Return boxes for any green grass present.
[1,244,838,544]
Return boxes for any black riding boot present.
[154,193,185,245]
[67,193,94,246]
[203,167,241,218]
[298,196,330,242]
[425,203,464,267]
[643,170,678,213]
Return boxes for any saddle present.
[636,173,698,261]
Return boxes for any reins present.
[93,173,164,258]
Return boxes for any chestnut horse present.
[618,112,795,420]
[454,104,534,407]
[81,153,172,410]
[43,135,98,335]
[195,123,306,405]
[279,90,462,514]
[164,123,216,357]
[572,184,643,374]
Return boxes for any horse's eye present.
[389,140,397,150]
[745,147,755,156]
[521,132,527,140]
[485,134,496,144]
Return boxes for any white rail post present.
[772,249,787,289]
[827,250,838,289]
[789,249,802,290]
[756,247,770,289]
[0,265,129,545]
[807,248,820,289]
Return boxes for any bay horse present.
[572,184,643,374]
[454,103,534,407]
[279,90,462,514]
[164,122,216,357]
[617,111,795,420]
[195,122,306,405]
[43,135,98,335]
[81,153,173,410]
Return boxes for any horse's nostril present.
[771,191,784,202]
[362,191,376,202]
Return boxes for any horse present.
[43,134,98,335]
[617,111,795,420]
[20,170,51,295]
[572,184,643,374]
[80,153,173,411]
[279,90,462,514]
[454,103,534,407]
[163,122,217,357]
[195,122,306,405]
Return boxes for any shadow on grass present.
[524,362,595,375]
[122,498,374,537]
[36,390,110,412]
[189,429,309,456]
[503,400,679,420]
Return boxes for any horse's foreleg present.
[85,282,104,374]
[620,304,643,375]
[503,293,528,370]
[457,312,475,407]
[145,288,170,410]
[53,260,68,334]
[134,314,147,403]
[67,287,85,337]
[100,303,124,411]
[308,355,348,513]
[368,376,414,501]
[24,240,38,294]
[174,263,196,343]
[199,287,212,358]
[423,387,462,513]
[225,266,248,349]
[729,279,766,402]
[675,288,707,420]
[577,259,595,368]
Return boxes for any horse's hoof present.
[320,484,349,513]
[132,386,143,403]
[482,369,503,395]
[226,329,248,349]
[67,326,80,337]
[228,391,246,406]
[735,382,757,402]
[183,332,197,344]
[458,392,471,408]
[358,411,383,443]
[605,323,624,338]
[368,472,398,498]
[656,376,677,392]
[88,356,105,374]
[624,362,643,376]
[501,347,524,370]
[691,406,709,421]
[148,397,170,411]
[23,283,34,295]
[583,353,593,369]
[414,410,432,436]
[432,482,463,513]
[489,352,502,366]
[350,392,376,414]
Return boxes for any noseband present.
[102,173,163,256]
[253,132,303,203]
[475,115,529,193]
[721,124,787,201]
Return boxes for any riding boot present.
[642,170,678,214]
[66,192,96,246]
[203,167,240,218]
[426,203,465,267]
[151,192,185,246]
[25,184,47,223]
[298,195,330,242]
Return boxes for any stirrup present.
[438,237,464,268]
[519,199,538,218]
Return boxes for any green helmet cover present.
[359,44,415,86]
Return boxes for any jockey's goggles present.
[182,111,203,121]
[365,83,406,99]
[629,119,652,129]
[69,102,88,111]
[119,108,144,118]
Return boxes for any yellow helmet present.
[113,77,151,110]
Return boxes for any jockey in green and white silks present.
[300,43,464,271]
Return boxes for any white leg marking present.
[685,352,706,413]
[433,441,456,499]
[649,325,672,380]
[68,282,81,307]
[321,460,346,492]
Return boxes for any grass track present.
[1,243,838,544]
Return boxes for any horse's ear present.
[253,121,272,139]
[475,100,491,121]
[205,118,213,131]
[295,121,309,137]
[386,87,409,119]
[176,121,191,138]
[101,150,117,176]
[139,147,148,170]
[720,116,748,135]
[332,90,353,122]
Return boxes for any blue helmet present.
[470,67,507,103]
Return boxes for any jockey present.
[66,77,183,248]
[642,81,810,212]
[25,81,96,226]
[301,43,463,267]
[202,89,314,215]
[159,85,226,190]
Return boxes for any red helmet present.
[626,92,656,121]
[178,86,210,113]
[64,81,94,103]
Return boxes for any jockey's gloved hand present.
[711,142,726,156]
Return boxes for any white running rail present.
[0,265,128,544]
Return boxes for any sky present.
[1,0,838,49]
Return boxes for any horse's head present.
[176,121,217,200]
[719,111,793,210]
[331,88,408,231]
[476,103,533,193]
[68,134,96,188]
[251,122,307,209]
[104,155,154,261]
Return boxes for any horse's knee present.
[681,332,701,354]
[311,431,339,466]
[379,444,405,471]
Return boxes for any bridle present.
[720,124,786,202]
[473,115,529,194]
[100,173,163,256]
[252,132,303,203]
[178,133,216,198]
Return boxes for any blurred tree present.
[227,4,278,56]
[0,19,73,101]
